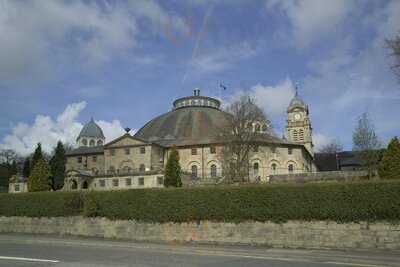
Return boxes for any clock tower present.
[286,88,313,155]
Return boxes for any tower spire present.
[295,82,299,97]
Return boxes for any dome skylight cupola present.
[172,89,221,110]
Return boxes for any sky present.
[0,0,399,156]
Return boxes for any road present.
[0,234,399,267]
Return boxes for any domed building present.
[64,90,316,191]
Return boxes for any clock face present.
[294,113,301,121]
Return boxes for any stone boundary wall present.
[0,216,399,250]
[269,170,368,183]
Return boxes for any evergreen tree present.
[378,137,400,179]
[28,158,51,192]
[164,147,182,187]
[49,141,66,190]
[30,143,44,172]
[23,157,30,178]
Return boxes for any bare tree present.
[0,149,17,164]
[318,139,343,154]
[352,113,381,178]
[218,94,271,182]
[386,34,400,81]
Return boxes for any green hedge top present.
[1,181,400,223]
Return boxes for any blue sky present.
[0,0,399,155]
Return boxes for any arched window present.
[210,164,217,178]
[82,139,87,146]
[253,162,259,176]
[271,163,277,174]
[255,124,261,132]
[191,165,198,179]
[89,139,95,147]
[299,129,304,141]
[293,130,298,141]
[82,181,88,189]
[288,164,294,173]
[71,180,77,190]
[139,164,145,172]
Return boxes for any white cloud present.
[0,0,187,84]
[0,101,125,156]
[266,0,353,48]
[250,78,295,117]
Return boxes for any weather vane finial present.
[295,82,300,96]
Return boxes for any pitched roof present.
[66,146,104,156]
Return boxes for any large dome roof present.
[135,91,289,147]
[135,91,231,146]
[134,105,231,147]
[78,118,105,140]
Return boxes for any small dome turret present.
[77,118,105,147]
[287,90,308,113]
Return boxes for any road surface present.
[0,233,399,266]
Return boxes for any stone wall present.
[0,216,399,250]
[269,170,368,183]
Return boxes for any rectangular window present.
[99,180,105,187]
[92,156,97,162]
[110,149,115,156]
[139,164,145,172]
[210,146,216,154]
[288,147,293,155]
[253,145,259,152]
[140,147,146,154]
[125,178,132,186]
[271,146,276,154]
[125,148,130,155]
[112,179,119,187]
[191,148,197,155]
[138,177,144,186]
[157,176,164,185]
[14,184,20,192]
[78,156,82,163]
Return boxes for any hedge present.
[0,191,82,217]
[1,181,400,223]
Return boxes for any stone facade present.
[1,216,399,250]
[64,134,165,191]
[61,91,317,192]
